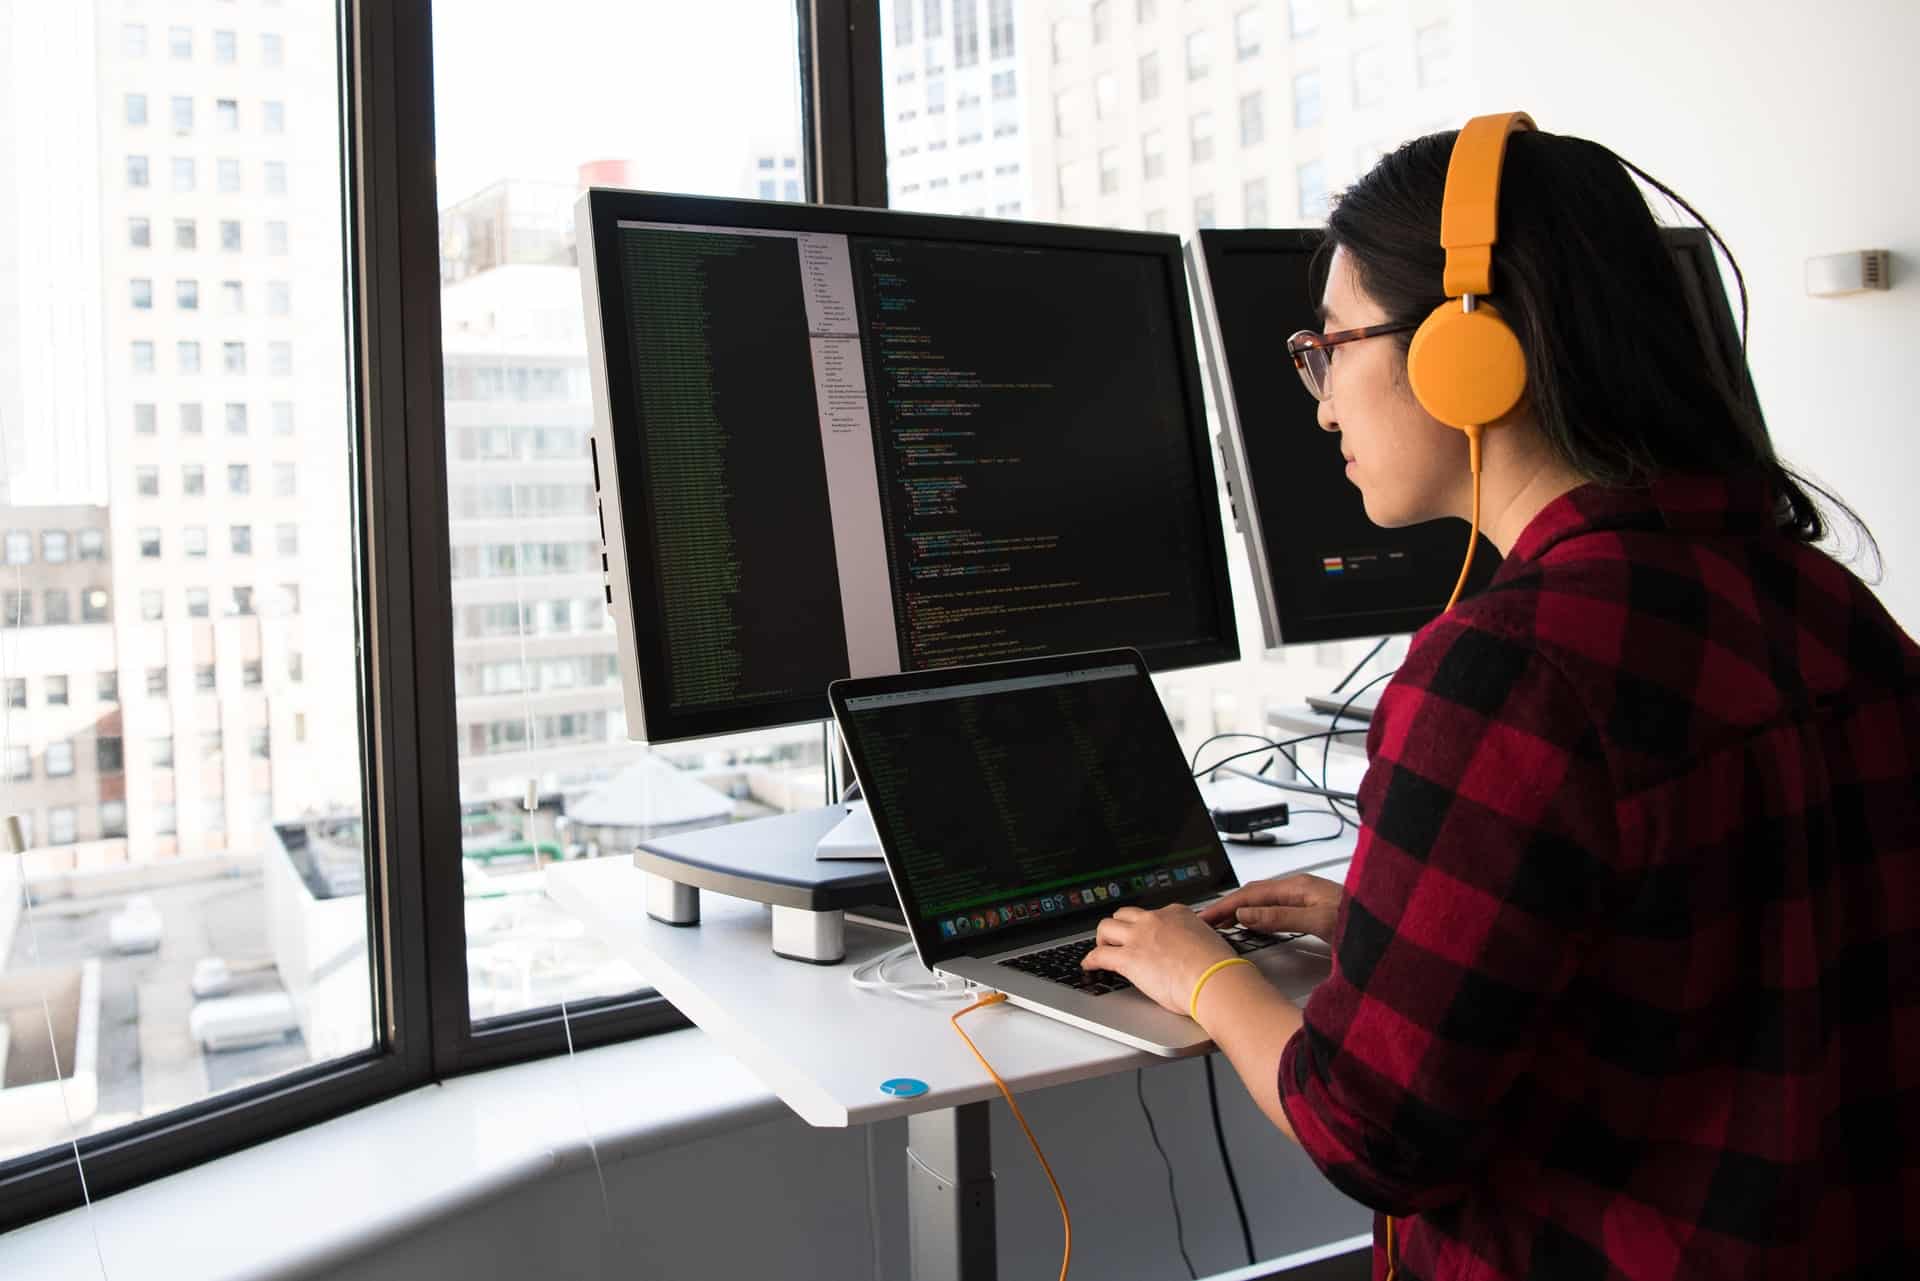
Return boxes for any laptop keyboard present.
[997,925,1301,996]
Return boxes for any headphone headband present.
[1439,111,1535,298]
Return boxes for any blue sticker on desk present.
[879,1077,929,1099]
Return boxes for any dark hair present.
[1320,128,1876,565]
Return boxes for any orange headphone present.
[1405,111,1535,611]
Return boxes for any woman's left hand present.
[1082,905,1237,1017]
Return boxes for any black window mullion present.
[805,0,889,208]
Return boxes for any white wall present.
[1462,0,1920,636]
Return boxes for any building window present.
[1194,193,1217,230]
[49,808,77,845]
[47,675,69,705]
[1294,71,1323,128]
[1235,7,1261,59]
[1091,0,1111,43]
[261,33,284,66]
[224,280,245,313]
[180,403,204,434]
[150,735,175,769]
[1139,50,1160,102]
[1093,72,1117,122]
[123,23,147,57]
[1141,130,1165,181]
[274,402,295,435]
[186,587,210,618]
[1289,0,1319,37]
[1185,29,1210,81]
[226,403,248,435]
[1137,0,1157,19]
[203,799,227,833]
[276,524,299,557]
[128,155,150,188]
[133,404,158,436]
[172,156,196,192]
[44,591,70,626]
[177,279,200,310]
[221,219,243,251]
[992,70,1016,100]
[230,586,255,617]
[223,341,247,375]
[1352,45,1388,108]
[1098,146,1121,195]
[196,664,218,692]
[182,463,205,497]
[231,524,253,556]
[270,342,292,375]
[1298,157,1329,218]
[1239,91,1265,147]
[43,531,69,564]
[3,531,28,565]
[126,93,149,127]
[169,25,193,60]
[99,735,124,774]
[136,465,161,497]
[172,96,195,134]
[140,591,164,621]
[953,0,979,67]
[264,101,285,133]
[153,804,177,835]
[1244,176,1270,226]
[228,464,251,497]
[4,677,23,708]
[274,463,297,497]
[1144,208,1166,231]
[138,527,162,559]
[1417,20,1453,88]
[288,652,304,683]
[82,589,110,624]
[46,741,74,778]
[101,801,128,839]
[265,161,287,195]
[215,29,237,65]
[184,525,207,558]
[130,217,151,249]
[893,0,914,45]
[5,746,29,782]
[99,672,119,704]
[1190,111,1214,164]
[2,592,28,627]
[178,340,201,374]
[267,221,289,254]
[218,98,239,131]
[244,661,265,691]
[219,158,241,193]
[176,218,198,250]
[129,278,153,310]
[988,0,1014,59]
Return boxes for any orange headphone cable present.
[1443,423,1483,613]
[951,992,1072,1281]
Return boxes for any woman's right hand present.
[1199,874,1345,942]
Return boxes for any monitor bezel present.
[580,188,1241,744]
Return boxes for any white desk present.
[546,829,1356,1280]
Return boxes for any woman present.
[1082,123,1920,1278]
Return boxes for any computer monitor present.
[578,191,1239,744]
[1186,225,1762,648]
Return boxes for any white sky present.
[430,0,806,209]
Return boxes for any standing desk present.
[546,828,1358,1280]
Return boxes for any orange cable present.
[951,993,1071,1281]
[1443,424,1483,613]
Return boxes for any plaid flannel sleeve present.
[1278,613,1618,1214]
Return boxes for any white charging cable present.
[848,942,976,1003]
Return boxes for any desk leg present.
[644,872,699,926]
[770,905,846,964]
[905,1103,996,1281]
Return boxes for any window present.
[988,0,1015,60]
[1098,146,1121,195]
[178,340,201,374]
[1352,44,1389,108]
[221,219,243,251]
[1093,72,1117,122]
[992,70,1016,101]
[4,530,28,564]
[129,278,153,311]
[893,0,914,45]
[127,155,150,188]
[186,588,210,619]
[1294,71,1323,128]
[195,664,218,692]
[133,403,158,436]
[265,161,288,195]
[184,526,208,558]
[267,220,289,254]
[130,217,151,249]
[270,342,292,375]
[172,156,196,192]
[178,279,200,310]
[953,0,979,67]
[1417,20,1453,88]
[288,652,304,684]
[264,101,285,134]
[1142,129,1165,181]
[1289,0,1320,37]
[47,676,69,706]
[180,403,204,434]
[131,342,155,374]
[228,464,251,498]
[1298,157,1329,218]
[268,281,291,315]
[273,402,295,435]
[1239,91,1265,147]
[1190,111,1214,164]
[169,25,192,60]
[43,531,68,564]
[100,801,128,839]
[1143,208,1166,231]
[123,23,147,57]
[226,403,248,434]
[140,591,164,622]
[126,93,149,127]
[5,746,28,782]
[46,741,75,779]
[98,671,119,704]
[218,99,240,132]
[152,804,177,835]
[215,29,237,64]
[172,96,195,134]
[135,465,161,497]
[1139,50,1160,102]
[5,678,23,708]
[926,76,945,114]
[175,218,198,250]
[203,799,227,833]
[244,661,265,691]
[81,589,110,624]
[224,280,245,313]
[261,33,284,65]
[138,527,162,558]
[275,463,297,497]
[45,592,71,626]
[1194,192,1216,229]
[1091,0,1111,43]
[149,735,174,768]
[1185,29,1210,81]
[231,525,253,556]
[229,586,255,617]
[224,341,247,374]
[1137,0,1157,20]
[219,158,241,193]
[1243,177,1270,226]
[48,808,76,845]
[277,524,299,557]
[1235,7,1261,59]
[3,591,28,627]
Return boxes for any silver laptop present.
[829,648,1331,1057]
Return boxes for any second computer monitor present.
[579,192,1240,743]
[1187,226,1762,648]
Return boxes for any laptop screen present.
[832,651,1236,964]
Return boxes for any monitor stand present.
[813,801,882,860]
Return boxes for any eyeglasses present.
[1284,322,1420,401]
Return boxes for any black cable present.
[1328,636,1391,696]
[1313,668,1398,804]
[1137,1068,1199,1280]
[1189,730,1308,788]
[1196,736,1366,797]
[1204,1056,1257,1266]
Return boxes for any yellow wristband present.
[1189,957,1255,1021]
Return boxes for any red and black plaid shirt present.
[1277,474,1920,1280]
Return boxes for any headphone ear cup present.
[1407,300,1528,430]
